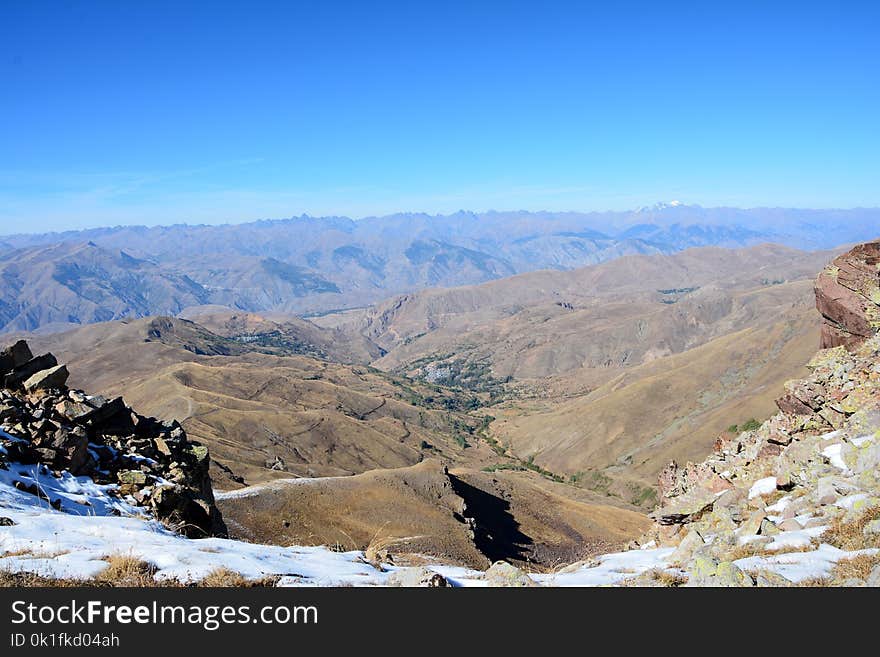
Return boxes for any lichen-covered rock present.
[669,529,705,565]
[868,564,880,587]
[756,570,793,587]
[484,561,538,587]
[686,557,753,587]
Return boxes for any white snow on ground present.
[0,458,391,585]
[835,493,869,510]
[821,443,848,470]
[214,475,346,501]
[766,495,792,513]
[0,491,391,585]
[734,545,879,583]
[0,461,142,517]
[0,454,683,587]
[763,526,827,552]
[0,429,27,452]
[748,476,778,499]
[533,548,677,586]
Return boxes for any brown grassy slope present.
[22,319,500,488]
[356,244,836,378]
[178,308,382,363]
[217,460,648,570]
[490,299,819,504]
[372,279,818,381]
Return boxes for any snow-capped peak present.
[637,200,685,213]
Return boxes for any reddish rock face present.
[815,241,880,349]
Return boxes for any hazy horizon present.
[5,201,880,238]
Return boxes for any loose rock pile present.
[638,240,880,586]
[0,340,225,538]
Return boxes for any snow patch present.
[835,493,869,510]
[533,548,675,587]
[766,495,792,513]
[821,443,848,470]
[734,545,878,583]
[748,476,778,499]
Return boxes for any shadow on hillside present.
[448,475,533,563]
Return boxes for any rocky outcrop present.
[642,242,880,586]
[815,241,880,349]
[0,341,225,538]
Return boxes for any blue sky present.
[1,1,878,232]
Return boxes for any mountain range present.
[2,205,879,333]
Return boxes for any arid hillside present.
[20,317,502,488]
[218,460,648,570]
[351,244,835,379]
[16,316,650,567]
[490,305,820,506]
[314,244,844,508]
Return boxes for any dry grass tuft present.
[821,505,880,551]
[727,539,819,561]
[0,570,83,587]
[829,553,880,582]
[0,563,280,588]
[197,567,279,587]
[95,555,159,587]
[621,568,687,587]
[796,576,832,587]
[364,525,426,567]
[654,569,688,587]
[727,542,763,561]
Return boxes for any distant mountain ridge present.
[1,205,878,333]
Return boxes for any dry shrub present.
[364,525,425,567]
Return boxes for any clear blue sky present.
[1,1,878,232]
